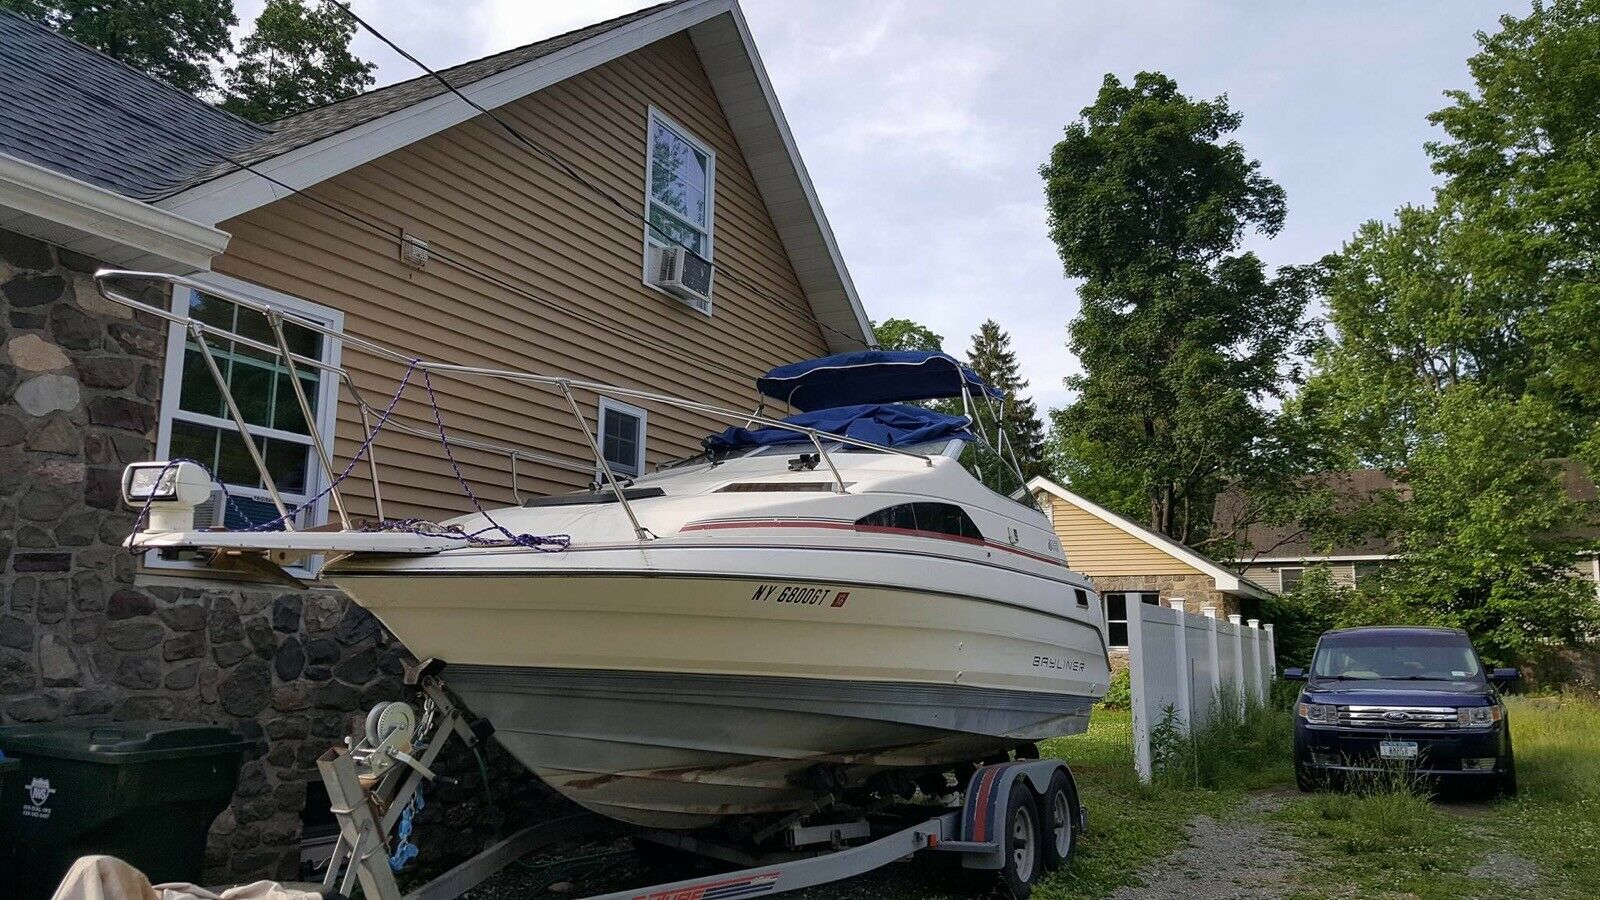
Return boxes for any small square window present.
[1279,567,1305,593]
[597,398,647,480]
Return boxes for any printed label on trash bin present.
[23,777,55,819]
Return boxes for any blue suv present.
[1283,626,1519,795]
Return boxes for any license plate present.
[1379,740,1418,760]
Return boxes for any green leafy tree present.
[966,320,1047,480]
[1298,2,1600,667]
[1427,0,1600,452]
[2,0,236,96]
[1044,415,1146,519]
[1350,390,1594,667]
[1041,72,1315,544]
[222,0,375,122]
[871,318,944,353]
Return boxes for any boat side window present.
[855,502,983,541]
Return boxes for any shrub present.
[1100,668,1131,709]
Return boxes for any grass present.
[1031,690,1293,898]
[1030,690,1600,900]
[1275,693,1600,900]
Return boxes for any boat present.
[106,271,1112,832]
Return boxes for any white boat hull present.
[328,546,1108,828]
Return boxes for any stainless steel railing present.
[95,269,933,541]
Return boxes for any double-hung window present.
[596,397,647,481]
[155,274,342,543]
[643,109,715,288]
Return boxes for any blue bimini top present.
[755,350,1002,412]
[704,403,973,452]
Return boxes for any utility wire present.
[323,0,876,351]
[63,80,766,386]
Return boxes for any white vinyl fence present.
[1127,600,1276,781]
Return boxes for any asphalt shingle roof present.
[0,8,265,200]
[1,2,682,201]
[157,0,686,198]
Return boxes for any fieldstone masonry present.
[0,228,550,884]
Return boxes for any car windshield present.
[1310,632,1483,682]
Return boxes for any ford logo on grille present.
[1384,711,1410,722]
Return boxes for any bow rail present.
[95,270,933,542]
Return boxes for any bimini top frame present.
[95,270,934,542]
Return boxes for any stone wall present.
[1089,572,1244,617]
[0,228,547,884]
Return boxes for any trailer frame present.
[318,664,1086,900]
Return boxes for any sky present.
[238,0,1520,412]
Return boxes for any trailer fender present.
[956,759,1075,870]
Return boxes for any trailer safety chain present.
[388,788,424,871]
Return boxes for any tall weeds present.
[1149,683,1294,791]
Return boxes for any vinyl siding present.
[1045,496,1205,578]
[1245,563,1358,592]
[206,33,828,520]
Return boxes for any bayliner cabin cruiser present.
[107,271,1112,833]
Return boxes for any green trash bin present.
[0,721,252,900]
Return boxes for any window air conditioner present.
[652,245,713,314]
[191,487,230,529]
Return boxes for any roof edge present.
[1029,476,1274,599]
[0,152,230,271]
[717,3,874,349]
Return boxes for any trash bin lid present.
[0,721,251,763]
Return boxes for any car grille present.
[1337,706,1458,729]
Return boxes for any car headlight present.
[1458,705,1503,727]
[1298,702,1338,724]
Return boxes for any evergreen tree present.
[222,0,375,122]
[2,0,236,96]
[966,320,1048,482]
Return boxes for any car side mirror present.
[1281,667,1306,681]
[1489,667,1520,684]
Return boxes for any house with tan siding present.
[1029,477,1273,661]
[1218,466,1600,597]
[0,0,874,881]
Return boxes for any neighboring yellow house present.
[1029,477,1274,656]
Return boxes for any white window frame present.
[641,106,716,310]
[1278,567,1305,593]
[596,396,648,480]
[1104,591,1159,650]
[150,273,343,578]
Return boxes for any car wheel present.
[996,780,1043,899]
[1039,770,1075,871]
[1294,754,1316,793]
[1499,764,1517,798]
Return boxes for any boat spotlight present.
[122,461,213,532]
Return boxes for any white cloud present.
[324,0,1515,415]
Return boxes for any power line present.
[323,0,876,351]
[60,80,773,387]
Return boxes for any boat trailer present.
[319,661,1087,900]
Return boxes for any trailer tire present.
[996,780,1043,898]
[1039,769,1075,871]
